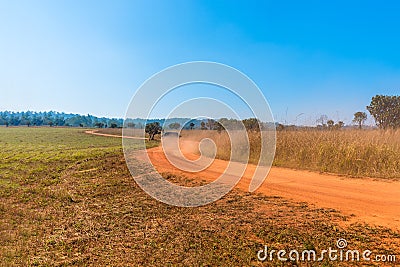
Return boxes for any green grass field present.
[1,127,399,266]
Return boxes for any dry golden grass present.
[181,129,400,179]
[275,129,400,178]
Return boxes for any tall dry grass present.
[181,129,400,179]
[275,129,400,178]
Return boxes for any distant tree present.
[214,121,224,133]
[54,118,65,126]
[189,122,195,130]
[206,119,215,130]
[217,118,242,130]
[327,119,335,129]
[49,121,54,127]
[145,122,162,140]
[95,122,105,128]
[200,121,207,130]
[32,117,43,126]
[126,122,136,128]
[205,119,224,130]
[353,112,367,129]
[109,120,119,128]
[65,116,84,127]
[168,122,181,130]
[20,116,29,126]
[335,121,345,130]
[242,118,260,131]
[366,95,400,129]
[10,116,20,126]
[276,123,285,131]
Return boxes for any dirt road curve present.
[85,130,145,139]
[86,131,400,230]
[146,139,400,231]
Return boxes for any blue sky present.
[1,0,399,125]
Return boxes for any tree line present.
[0,111,123,128]
[1,95,398,130]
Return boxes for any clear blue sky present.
[1,0,399,125]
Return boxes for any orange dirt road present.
[145,139,400,231]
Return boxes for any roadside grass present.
[274,129,400,178]
[179,129,400,179]
[0,127,399,266]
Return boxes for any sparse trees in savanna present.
[353,112,367,129]
[145,122,162,140]
[367,95,400,129]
